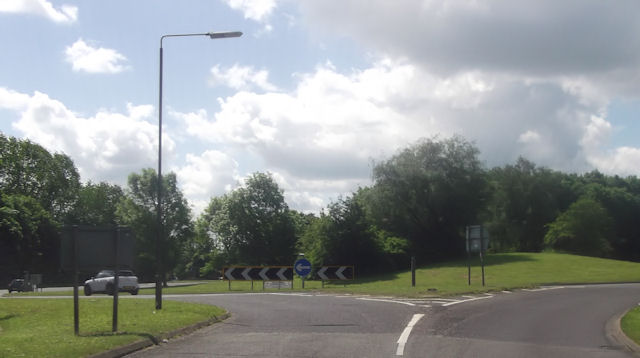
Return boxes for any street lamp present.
[156,31,242,310]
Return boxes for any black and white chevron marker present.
[316,266,354,280]
[223,266,293,281]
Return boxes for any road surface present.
[127,284,640,358]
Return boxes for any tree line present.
[2,133,640,284]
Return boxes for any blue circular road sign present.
[294,258,312,277]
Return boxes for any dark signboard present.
[60,226,134,271]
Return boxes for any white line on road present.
[356,297,417,306]
[442,294,493,306]
[396,313,425,356]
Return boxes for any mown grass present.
[0,298,225,358]
[621,306,640,345]
[9,252,640,298]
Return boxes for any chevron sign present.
[316,266,354,281]
[223,266,293,281]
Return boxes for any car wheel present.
[106,283,114,295]
[130,288,139,295]
[84,284,92,296]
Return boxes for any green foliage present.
[197,172,297,267]
[0,193,59,273]
[69,182,124,226]
[486,157,574,252]
[364,136,488,261]
[116,169,193,281]
[0,134,80,221]
[544,197,614,256]
[299,195,384,274]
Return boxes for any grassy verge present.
[621,306,640,345]
[0,298,225,358]
[147,252,640,297]
[9,252,640,298]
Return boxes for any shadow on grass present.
[427,253,537,269]
[0,314,17,321]
[79,331,159,344]
[322,253,538,287]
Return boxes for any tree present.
[117,169,193,283]
[201,172,297,266]
[298,194,384,274]
[486,158,574,252]
[364,136,488,261]
[0,134,80,221]
[544,197,614,257]
[68,182,124,226]
[0,193,59,275]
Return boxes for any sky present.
[1,0,640,215]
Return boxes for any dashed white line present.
[396,313,425,356]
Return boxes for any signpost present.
[60,226,133,334]
[294,258,312,288]
[466,225,489,286]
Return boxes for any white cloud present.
[0,0,77,23]
[210,64,278,92]
[224,0,277,22]
[0,88,166,185]
[65,39,129,74]
[300,1,640,79]
[174,150,240,213]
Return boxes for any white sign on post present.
[466,225,489,253]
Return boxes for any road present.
[127,284,640,358]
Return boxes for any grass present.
[621,306,640,345]
[0,298,225,358]
[8,252,640,298]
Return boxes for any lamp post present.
[156,31,242,310]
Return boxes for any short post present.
[480,225,485,287]
[411,256,416,287]
[466,226,471,286]
[72,225,79,336]
[112,228,120,332]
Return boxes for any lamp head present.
[207,31,243,39]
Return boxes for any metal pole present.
[411,256,416,287]
[480,225,485,287]
[156,43,164,310]
[155,30,241,310]
[112,227,120,332]
[72,225,79,336]
[466,226,471,286]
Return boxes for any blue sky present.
[1,0,640,214]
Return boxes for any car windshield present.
[96,270,115,278]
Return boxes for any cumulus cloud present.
[65,39,129,74]
[224,0,277,33]
[0,88,166,184]
[224,0,277,22]
[300,1,640,78]
[174,150,240,213]
[170,56,640,212]
[210,64,278,91]
[0,0,77,23]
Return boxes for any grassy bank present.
[9,252,640,298]
[621,306,640,345]
[0,298,225,358]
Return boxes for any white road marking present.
[442,294,493,306]
[523,286,564,292]
[396,313,425,356]
[357,297,417,306]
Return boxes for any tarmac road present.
[126,284,640,358]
